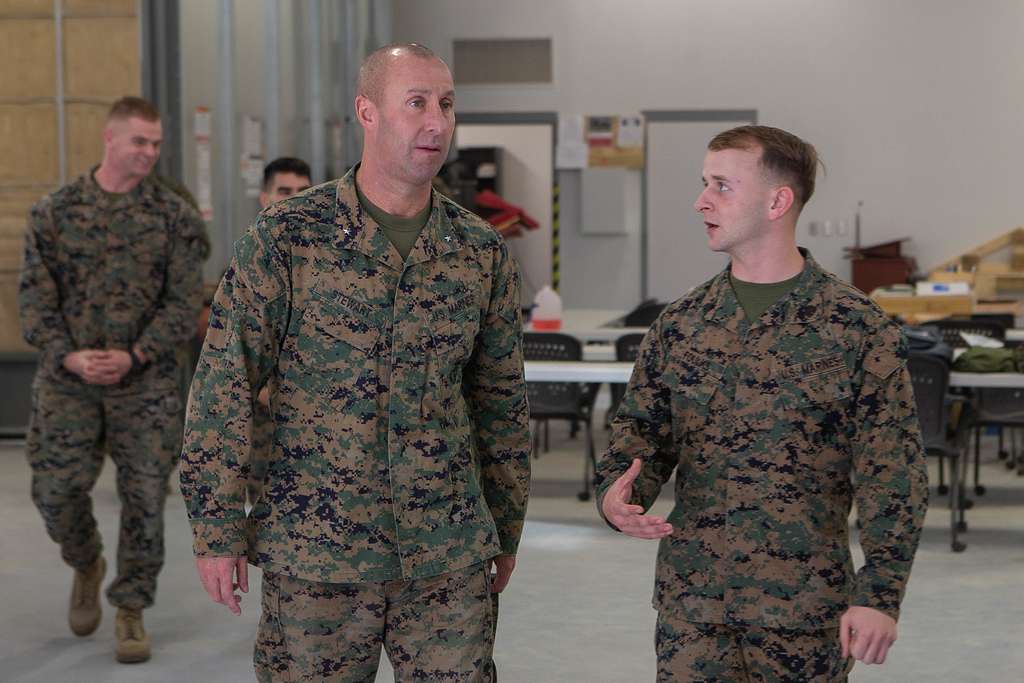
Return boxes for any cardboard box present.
[915,281,971,296]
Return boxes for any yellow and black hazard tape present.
[551,182,560,292]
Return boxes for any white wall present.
[393,0,1024,304]
[455,124,553,305]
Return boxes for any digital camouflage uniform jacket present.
[19,169,206,391]
[596,252,928,630]
[180,168,531,584]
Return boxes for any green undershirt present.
[730,271,802,321]
[355,181,431,261]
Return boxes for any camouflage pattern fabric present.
[27,384,181,608]
[248,398,274,504]
[18,168,205,608]
[656,611,853,682]
[255,562,495,682]
[180,166,531,585]
[596,250,928,630]
[19,168,206,384]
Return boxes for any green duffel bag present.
[952,347,1020,373]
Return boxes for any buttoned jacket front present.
[597,254,928,630]
[18,170,205,392]
[181,169,531,584]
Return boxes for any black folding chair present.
[934,317,1013,495]
[623,300,667,328]
[908,352,971,552]
[605,333,644,428]
[523,332,601,500]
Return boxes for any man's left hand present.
[487,554,516,594]
[89,350,133,384]
[839,605,897,665]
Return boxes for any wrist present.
[129,348,144,374]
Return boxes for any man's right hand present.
[601,458,674,539]
[63,350,123,385]
[195,556,249,615]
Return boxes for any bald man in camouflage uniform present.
[181,43,530,682]
[18,96,206,663]
[598,126,928,682]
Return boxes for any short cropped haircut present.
[107,96,160,123]
[357,43,441,104]
[708,125,822,207]
[262,157,311,190]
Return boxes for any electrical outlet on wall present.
[808,221,819,236]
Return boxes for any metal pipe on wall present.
[343,0,362,169]
[217,0,236,270]
[263,0,280,162]
[307,0,324,184]
[54,0,66,185]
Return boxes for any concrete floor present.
[1,421,1023,682]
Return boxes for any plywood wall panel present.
[63,0,136,16]
[0,19,56,100]
[0,104,58,185]
[0,270,32,352]
[0,0,54,16]
[0,188,46,242]
[65,102,107,179]
[0,235,25,272]
[64,17,139,99]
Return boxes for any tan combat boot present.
[115,607,151,663]
[69,556,106,636]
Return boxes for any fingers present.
[616,516,674,539]
[850,629,873,663]
[487,555,516,594]
[865,636,889,665]
[839,615,851,659]
[607,501,674,539]
[859,631,894,665]
[236,557,249,593]
[196,558,244,615]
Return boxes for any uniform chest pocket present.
[776,368,853,411]
[428,296,480,364]
[670,367,721,435]
[300,293,383,368]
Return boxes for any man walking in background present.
[19,96,206,663]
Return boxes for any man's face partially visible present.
[260,172,312,209]
[105,116,162,181]
[693,146,775,256]
[365,55,455,188]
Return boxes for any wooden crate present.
[974,299,1024,318]
[872,294,973,319]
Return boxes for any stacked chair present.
[522,332,601,501]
